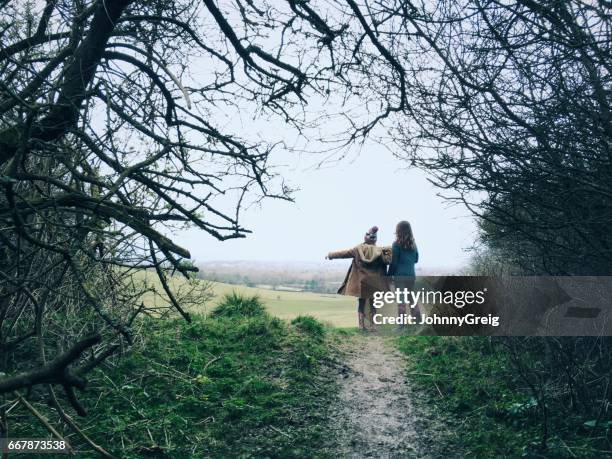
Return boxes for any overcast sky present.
[174,140,478,271]
[169,10,478,271]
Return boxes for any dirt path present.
[328,334,452,458]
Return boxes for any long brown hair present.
[395,220,416,250]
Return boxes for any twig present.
[47,386,116,458]
[0,334,100,393]
[433,382,444,397]
[270,425,292,438]
[17,396,73,454]
[203,355,221,372]
[558,437,577,458]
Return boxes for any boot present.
[395,303,407,332]
[368,309,377,331]
[358,312,366,331]
[412,305,422,323]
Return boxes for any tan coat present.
[328,243,391,298]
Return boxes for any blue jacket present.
[387,242,418,277]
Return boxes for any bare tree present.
[0,0,413,440]
[380,0,611,274]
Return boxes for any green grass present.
[397,336,609,458]
[211,291,268,318]
[86,305,335,457]
[139,271,357,327]
[9,295,338,457]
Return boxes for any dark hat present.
[364,226,378,243]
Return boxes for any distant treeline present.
[197,264,345,294]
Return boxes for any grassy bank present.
[11,295,338,457]
[397,336,610,458]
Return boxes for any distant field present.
[139,272,358,328]
[209,282,358,327]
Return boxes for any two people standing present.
[326,222,419,331]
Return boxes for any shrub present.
[212,292,266,318]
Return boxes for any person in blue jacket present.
[387,221,419,327]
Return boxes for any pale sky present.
[169,8,478,271]
[175,141,478,270]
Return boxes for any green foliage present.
[397,336,610,458]
[584,420,612,429]
[211,291,266,318]
[10,294,336,457]
[291,315,325,341]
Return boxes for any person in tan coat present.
[326,226,390,330]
